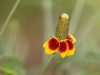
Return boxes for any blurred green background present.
[0,0,100,75]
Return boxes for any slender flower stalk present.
[0,0,20,39]
[41,13,76,75]
[40,55,54,75]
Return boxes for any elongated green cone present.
[55,13,70,40]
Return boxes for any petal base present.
[67,34,76,43]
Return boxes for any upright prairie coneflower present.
[43,13,76,58]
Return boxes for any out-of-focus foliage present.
[0,0,100,75]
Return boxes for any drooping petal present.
[66,34,76,43]
[66,40,75,56]
[59,40,69,58]
[43,38,59,54]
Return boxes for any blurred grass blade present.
[0,0,20,39]
[69,0,86,34]
[42,0,53,63]
[76,9,100,46]
[0,66,18,75]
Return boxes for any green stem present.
[40,55,54,75]
[0,0,20,38]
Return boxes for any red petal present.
[59,40,69,58]
[43,38,59,54]
[48,38,59,50]
[66,40,75,56]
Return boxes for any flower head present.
[43,13,76,58]
[43,34,76,58]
